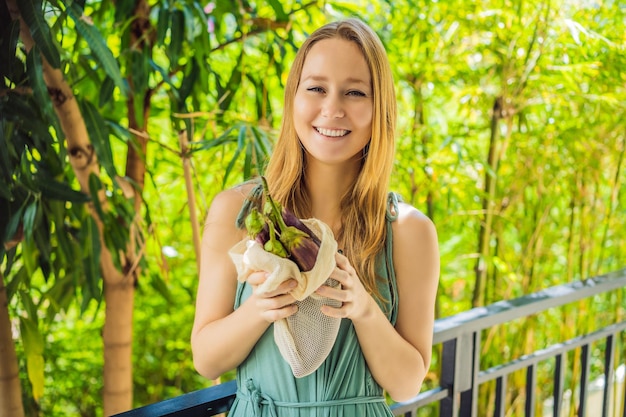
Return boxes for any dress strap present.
[386,192,400,222]
[238,379,386,417]
[384,192,400,324]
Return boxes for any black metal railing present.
[115,268,626,417]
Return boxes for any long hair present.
[264,18,396,299]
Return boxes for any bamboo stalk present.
[596,136,625,274]
[0,270,24,417]
[178,129,202,271]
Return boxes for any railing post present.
[602,335,615,417]
[440,332,477,417]
[579,344,590,417]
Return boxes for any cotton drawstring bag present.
[228,218,341,377]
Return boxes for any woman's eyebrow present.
[301,74,370,86]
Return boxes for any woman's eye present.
[307,87,324,93]
[347,90,366,97]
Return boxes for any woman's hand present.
[314,252,376,322]
[247,272,299,323]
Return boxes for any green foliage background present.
[1,0,625,416]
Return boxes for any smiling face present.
[293,37,373,167]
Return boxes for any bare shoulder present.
[392,202,438,246]
[203,182,259,246]
[391,201,440,288]
[205,182,258,224]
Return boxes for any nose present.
[321,94,345,118]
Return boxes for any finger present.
[256,279,298,297]
[256,292,296,310]
[316,284,347,302]
[320,303,347,319]
[335,252,352,270]
[335,252,356,275]
[263,303,299,323]
[328,266,350,287]
[247,271,268,286]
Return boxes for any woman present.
[191,18,440,416]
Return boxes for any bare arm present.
[190,187,298,380]
[316,203,439,401]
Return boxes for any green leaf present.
[19,317,45,400]
[0,19,20,81]
[266,0,288,22]
[156,5,170,46]
[150,272,174,304]
[63,1,128,96]
[22,201,37,240]
[244,128,253,178]
[80,99,117,179]
[82,216,101,312]
[98,76,115,107]
[3,202,25,246]
[37,176,90,203]
[169,9,185,65]
[87,173,105,221]
[5,265,26,300]
[130,49,149,95]
[218,51,243,112]
[17,0,60,68]
[221,125,246,187]
[179,58,199,103]
[26,47,55,122]
[49,200,74,263]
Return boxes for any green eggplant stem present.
[261,176,290,232]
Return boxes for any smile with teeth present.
[315,127,350,137]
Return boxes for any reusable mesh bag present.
[228,218,341,377]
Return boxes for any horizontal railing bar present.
[476,321,626,384]
[111,380,237,417]
[433,268,626,344]
[390,386,449,414]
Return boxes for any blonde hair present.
[264,18,396,299]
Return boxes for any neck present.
[303,159,360,238]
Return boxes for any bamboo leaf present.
[266,0,288,22]
[50,200,74,263]
[0,122,13,199]
[243,128,253,178]
[113,0,135,24]
[169,9,185,65]
[251,126,271,173]
[98,76,115,107]
[219,52,243,112]
[5,266,26,300]
[26,47,55,122]
[156,5,169,46]
[179,58,199,103]
[130,49,149,95]
[0,19,21,81]
[223,144,243,188]
[189,126,237,152]
[63,1,128,95]
[87,173,105,221]
[82,215,101,311]
[222,124,247,186]
[22,201,37,240]
[19,317,45,400]
[150,272,174,304]
[37,176,90,203]
[17,0,60,68]
[80,99,117,179]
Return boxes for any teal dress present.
[229,187,400,417]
